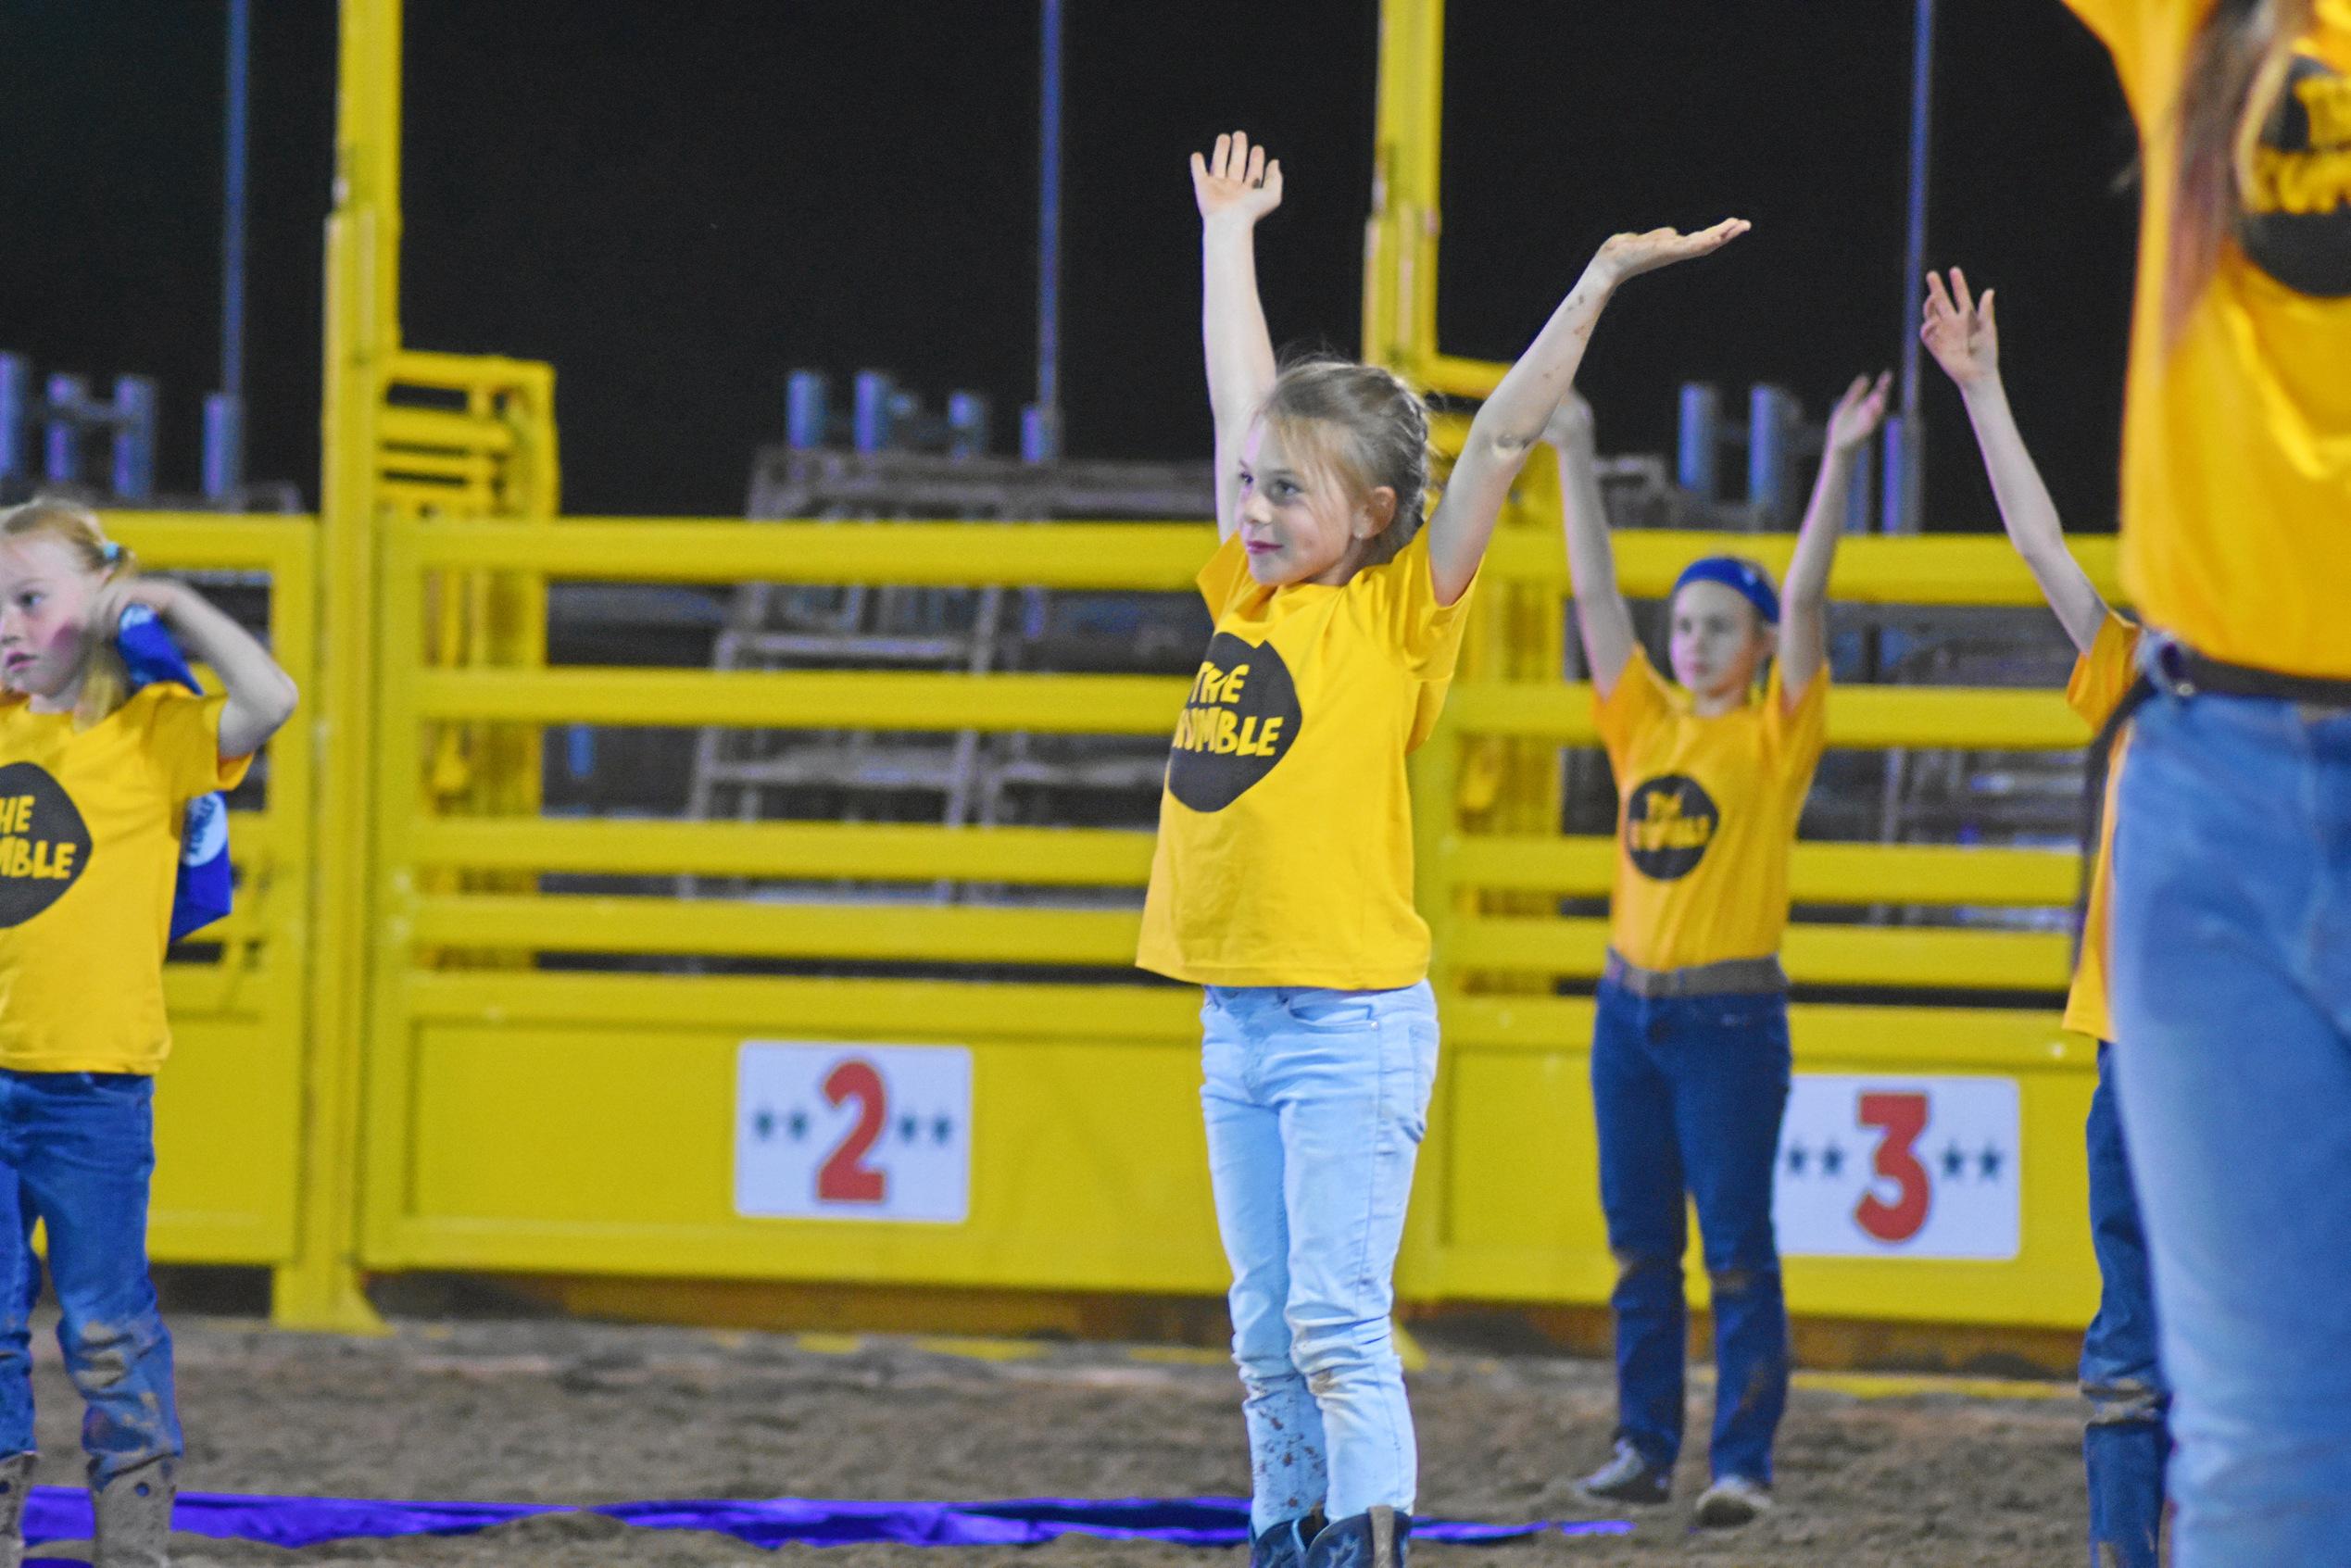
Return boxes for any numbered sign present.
[735,1043,973,1223]
[1772,1074,2020,1260]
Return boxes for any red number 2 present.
[1854,1091,1932,1243]
[817,1060,889,1204]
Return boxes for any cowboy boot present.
[92,1457,174,1568]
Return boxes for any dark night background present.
[0,3,2138,532]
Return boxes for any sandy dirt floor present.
[17,1312,2095,1566]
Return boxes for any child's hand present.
[92,575,183,636]
[1920,269,1999,388]
[1826,371,1894,455]
[1543,390,1597,454]
[1590,219,1751,286]
[1190,132,1283,226]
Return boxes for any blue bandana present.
[1672,556,1779,626]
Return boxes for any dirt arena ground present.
[18,1312,2093,1566]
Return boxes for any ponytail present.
[2167,0,2315,342]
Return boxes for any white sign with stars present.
[1772,1073,2020,1261]
[735,1043,973,1223]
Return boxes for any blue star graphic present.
[899,1114,921,1145]
[752,1110,776,1142]
[787,1110,810,1141]
[1785,1141,1809,1175]
[1979,1144,2005,1180]
[1942,1144,1968,1179]
[1820,1143,1846,1176]
[932,1115,955,1145]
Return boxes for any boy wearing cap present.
[1543,374,1889,1528]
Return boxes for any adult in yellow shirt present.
[2056,2,2351,1561]
[1549,374,1885,1530]
[1923,270,2161,1568]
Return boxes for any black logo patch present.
[1624,774,1719,881]
[0,762,91,926]
[2241,54,2351,298]
[1166,632,1302,813]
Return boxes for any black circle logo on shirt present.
[1166,631,1303,813]
[1625,774,1719,882]
[0,761,91,927]
[2240,55,2351,299]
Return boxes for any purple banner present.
[24,1486,1631,1554]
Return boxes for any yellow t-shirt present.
[1596,648,1829,974]
[2064,0,2351,675]
[2063,613,2144,1043]
[1137,530,1475,989]
[0,685,249,1074]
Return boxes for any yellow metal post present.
[1363,0,1443,375]
[274,0,404,1332]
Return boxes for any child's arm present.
[1546,393,1638,698]
[1920,268,2108,654]
[104,580,298,759]
[1779,371,1892,708]
[1189,132,1284,545]
[1426,220,1751,608]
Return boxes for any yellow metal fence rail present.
[95,505,2113,1336]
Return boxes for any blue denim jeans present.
[2111,685,2351,1566]
[0,1070,181,1485]
[1201,983,1439,1534]
[1590,979,1791,1484]
[2081,1042,2169,1568]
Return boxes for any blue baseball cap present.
[1672,556,1779,626]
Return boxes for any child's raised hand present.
[1590,219,1751,285]
[1190,132,1284,226]
[1826,371,1894,455]
[1920,268,1999,387]
[1543,390,1597,453]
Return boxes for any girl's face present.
[1668,580,1774,705]
[1235,419,1394,588]
[0,536,102,707]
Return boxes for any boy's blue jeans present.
[0,1070,182,1485]
[1200,983,1439,1534]
[2081,1043,2169,1568]
[2111,684,2351,1566]
[1590,979,1791,1485]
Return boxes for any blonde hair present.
[0,498,136,728]
[2166,0,2315,342]
[1258,358,1433,570]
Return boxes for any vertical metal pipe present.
[1033,0,1064,461]
[1894,0,1937,533]
[219,0,253,496]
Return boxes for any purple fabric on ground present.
[21,1485,1632,1553]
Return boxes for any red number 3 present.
[817,1060,890,1204]
[1854,1091,1931,1243]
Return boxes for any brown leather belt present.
[1603,950,1788,999]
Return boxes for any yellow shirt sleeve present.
[140,688,254,802]
[1348,531,1477,680]
[2058,0,2210,113]
[1196,533,1252,617]
[1593,646,1673,779]
[1763,661,1831,786]
[2067,612,2145,731]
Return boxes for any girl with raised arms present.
[1137,131,1745,1568]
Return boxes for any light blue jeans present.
[2111,681,2351,1565]
[0,1071,182,1486]
[1201,983,1439,1534]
